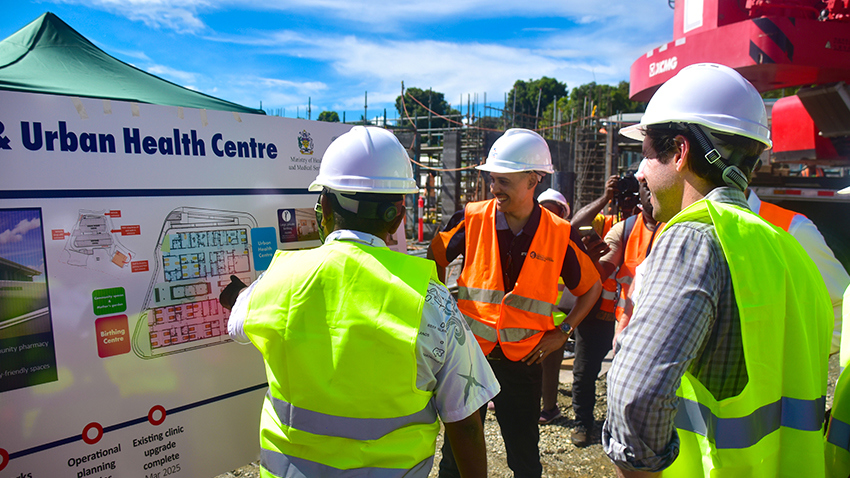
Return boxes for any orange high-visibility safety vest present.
[615,214,662,322]
[600,275,619,314]
[595,215,619,314]
[457,199,569,361]
[757,200,799,232]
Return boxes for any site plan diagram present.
[133,207,258,359]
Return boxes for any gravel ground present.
[216,353,841,478]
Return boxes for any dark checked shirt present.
[603,187,748,472]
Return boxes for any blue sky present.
[1,1,674,121]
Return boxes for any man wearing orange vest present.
[746,188,849,355]
[552,175,624,446]
[598,160,663,339]
[429,128,602,478]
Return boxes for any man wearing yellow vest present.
[429,128,602,477]
[221,126,500,478]
[602,63,832,477]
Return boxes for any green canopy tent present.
[0,12,264,114]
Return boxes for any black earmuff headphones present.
[327,190,403,223]
[357,200,401,223]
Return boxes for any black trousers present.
[438,346,543,478]
[571,316,615,428]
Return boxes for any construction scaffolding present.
[360,89,637,243]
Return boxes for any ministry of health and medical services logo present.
[298,130,314,155]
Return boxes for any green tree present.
[395,87,460,131]
[565,81,643,119]
[317,110,340,122]
[506,77,568,129]
[761,86,801,99]
[539,81,645,138]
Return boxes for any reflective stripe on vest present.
[267,390,438,441]
[504,292,558,317]
[600,281,617,301]
[599,277,619,314]
[827,415,850,452]
[244,241,439,473]
[462,313,498,343]
[457,286,504,305]
[658,198,831,477]
[676,395,825,449]
[260,449,433,478]
[598,216,619,313]
[460,311,542,344]
[456,199,569,361]
[601,285,619,300]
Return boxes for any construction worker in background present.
[428,128,602,478]
[563,175,628,447]
[537,187,570,220]
[536,188,572,425]
[745,188,850,356]
[599,159,663,339]
[570,174,628,326]
[825,185,850,477]
[571,175,620,231]
[220,126,499,478]
[603,63,832,477]
[801,164,825,177]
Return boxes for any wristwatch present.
[558,321,572,336]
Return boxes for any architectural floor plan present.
[133,207,257,358]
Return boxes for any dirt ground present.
[215,353,841,478]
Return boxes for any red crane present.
[629,0,850,164]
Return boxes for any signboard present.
[0,90,367,477]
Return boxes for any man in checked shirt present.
[603,63,832,477]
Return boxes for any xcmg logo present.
[649,56,678,78]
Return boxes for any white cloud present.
[59,0,212,32]
[147,64,199,84]
[215,14,669,110]
[58,0,672,111]
[0,218,41,245]
[244,0,666,29]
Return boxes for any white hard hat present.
[309,126,417,194]
[537,188,570,216]
[620,63,772,149]
[477,128,554,174]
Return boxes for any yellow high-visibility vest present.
[826,366,850,477]
[826,284,850,477]
[243,239,440,477]
[659,199,831,477]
